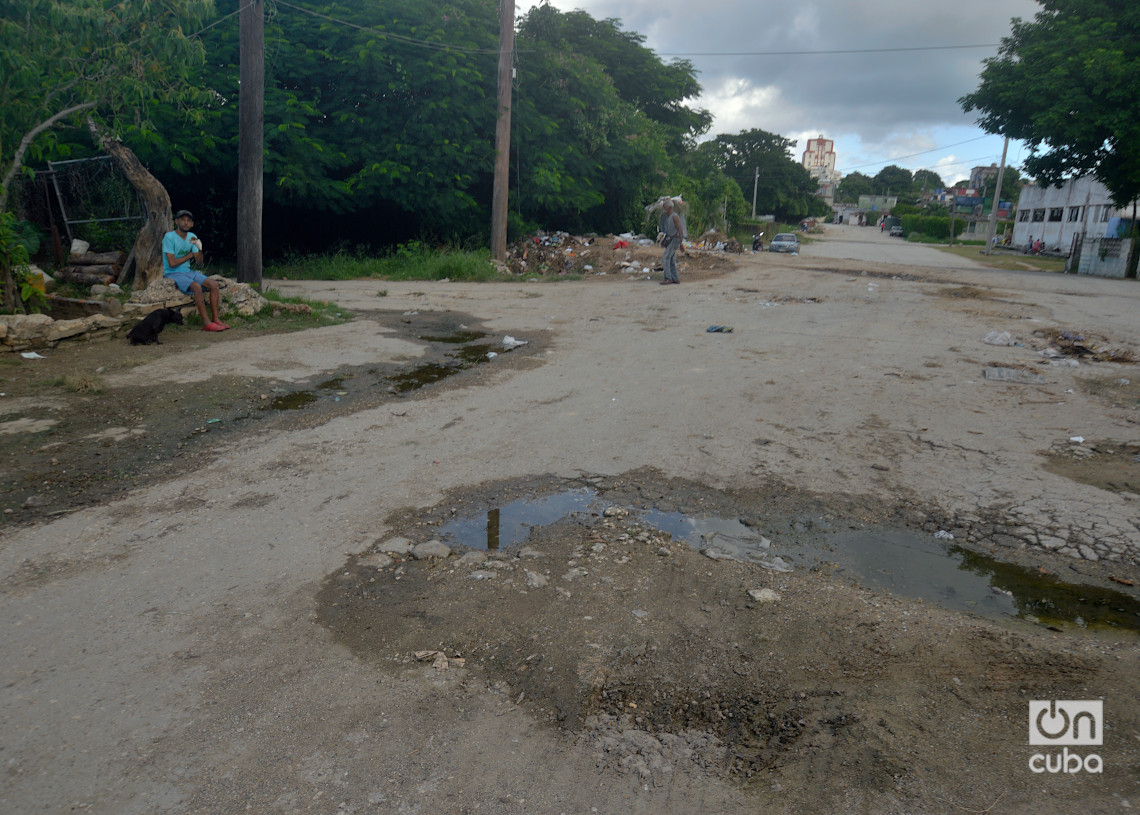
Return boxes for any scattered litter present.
[502,335,528,348]
[1119,379,1132,386]
[934,530,954,540]
[983,330,1014,346]
[1069,436,1084,444]
[206,418,221,424]
[706,325,734,333]
[486,351,498,359]
[20,352,45,359]
[983,367,1046,384]
[402,310,418,316]
[1110,576,1135,587]
[1047,358,1080,368]
[414,650,466,672]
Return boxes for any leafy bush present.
[0,213,47,314]
[899,215,968,241]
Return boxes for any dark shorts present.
[165,270,209,294]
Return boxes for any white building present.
[1013,176,1136,252]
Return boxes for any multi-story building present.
[1013,176,1137,252]
[802,135,841,205]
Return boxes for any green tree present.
[698,129,824,221]
[836,171,872,203]
[872,165,913,196]
[660,148,748,235]
[0,0,214,211]
[517,6,711,152]
[960,0,1140,206]
[912,169,944,192]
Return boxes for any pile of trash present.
[1035,328,1135,364]
[503,231,659,277]
[693,230,743,254]
[503,228,742,278]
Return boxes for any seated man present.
[162,209,228,332]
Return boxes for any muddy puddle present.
[435,488,1140,633]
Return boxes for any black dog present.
[127,308,185,345]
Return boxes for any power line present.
[223,1,1003,60]
[657,44,1000,57]
[840,136,993,172]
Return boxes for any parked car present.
[889,225,905,237]
[768,233,799,254]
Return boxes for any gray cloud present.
[522,0,1042,174]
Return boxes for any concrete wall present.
[1076,237,1134,279]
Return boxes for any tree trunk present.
[87,118,171,288]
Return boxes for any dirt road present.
[2,226,1138,814]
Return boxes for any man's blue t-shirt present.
[162,230,198,276]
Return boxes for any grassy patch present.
[934,245,1068,273]
[265,243,507,282]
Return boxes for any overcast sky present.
[516,0,1044,187]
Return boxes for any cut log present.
[56,267,115,286]
[68,251,128,266]
[61,267,119,280]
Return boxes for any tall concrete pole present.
[983,137,1010,256]
[237,0,264,287]
[490,0,515,261]
[751,167,758,220]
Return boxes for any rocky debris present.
[0,312,124,352]
[375,536,413,554]
[127,275,272,318]
[410,539,452,560]
[586,714,726,782]
[1,274,306,353]
[747,588,780,603]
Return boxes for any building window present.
[1032,209,1046,222]
[1048,208,1063,221]
[1090,205,1101,222]
[1102,206,1112,221]
[1018,210,1030,222]
[1067,206,1083,222]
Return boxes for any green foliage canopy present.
[697,129,827,222]
[872,165,913,196]
[836,171,872,203]
[912,169,944,192]
[0,0,214,211]
[960,0,1140,206]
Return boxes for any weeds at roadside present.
[266,243,506,283]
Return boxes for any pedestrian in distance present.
[659,198,684,285]
[163,210,229,332]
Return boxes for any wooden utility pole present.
[237,0,264,287]
[984,137,1010,256]
[490,0,514,261]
